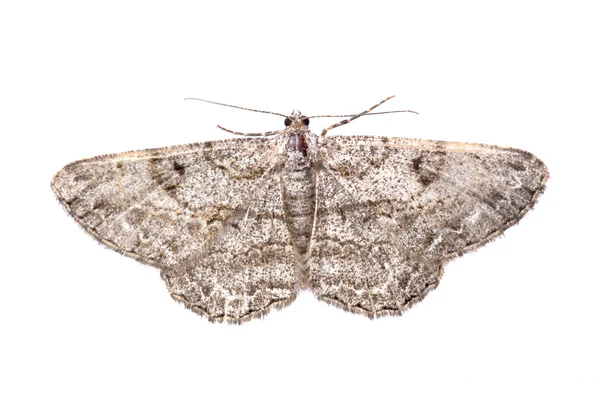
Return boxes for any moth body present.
[279,111,317,271]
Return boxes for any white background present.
[1,1,599,399]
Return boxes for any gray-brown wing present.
[308,135,548,317]
[161,164,298,323]
[319,136,548,260]
[308,166,444,317]
[52,138,277,269]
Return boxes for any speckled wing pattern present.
[161,164,298,323]
[53,129,548,323]
[309,136,548,317]
[52,138,297,322]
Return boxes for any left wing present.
[161,165,298,323]
[52,139,277,269]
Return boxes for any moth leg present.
[217,125,282,137]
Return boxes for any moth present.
[52,96,548,323]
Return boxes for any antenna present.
[184,98,287,118]
[320,95,418,137]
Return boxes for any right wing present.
[307,135,548,318]
[307,165,442,318]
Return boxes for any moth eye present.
[302,117,310,126]
[284,117,292,126]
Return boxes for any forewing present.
[52,138,276,269]
[318,136,548,260]
[308,135,548,317]
[161,164,298,323]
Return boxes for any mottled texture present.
[52,112,548,323]
[310,137,547,317]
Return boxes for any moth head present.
[284,110,310,128]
